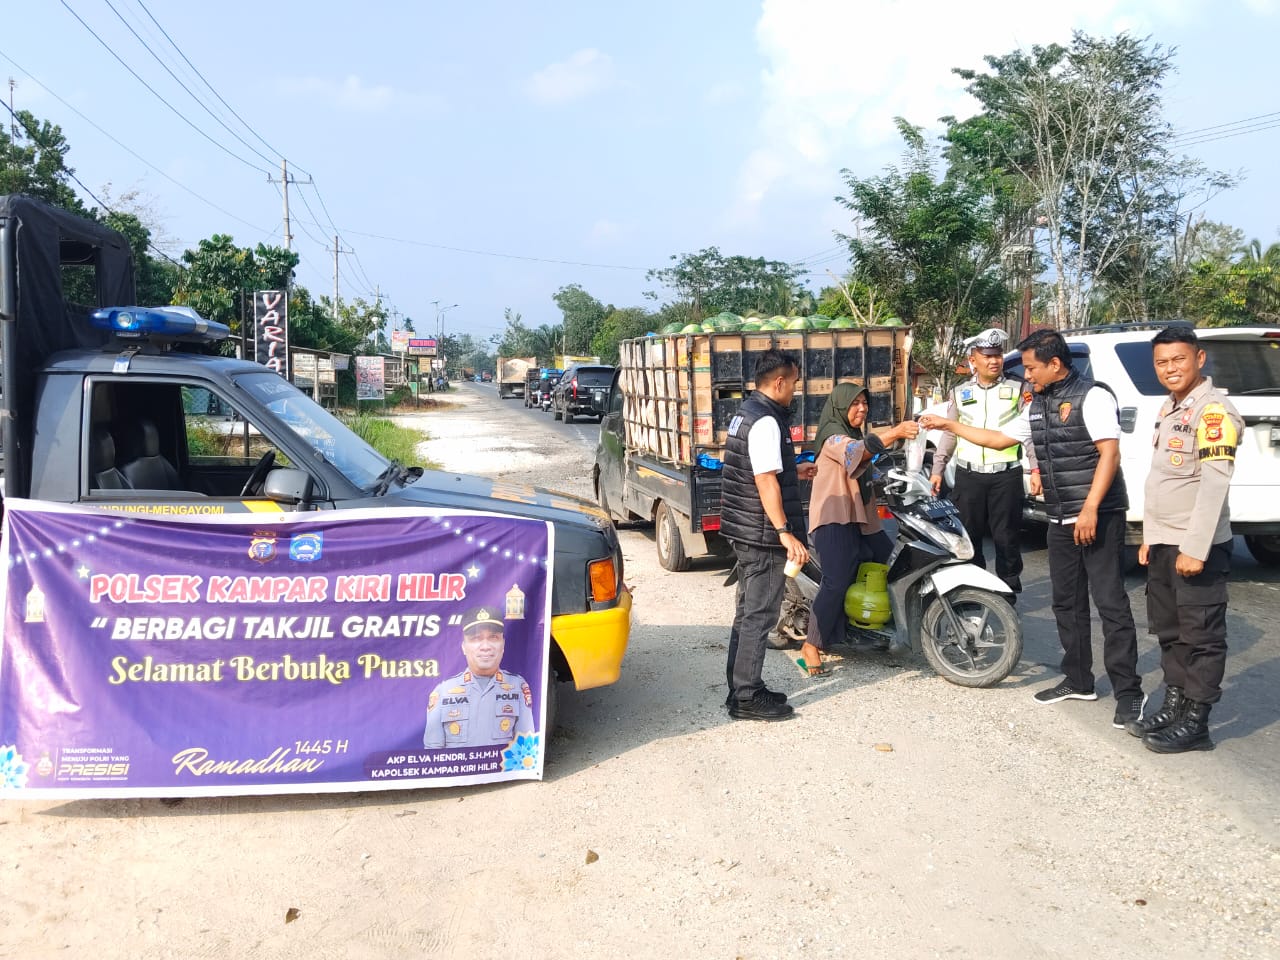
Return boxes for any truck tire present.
[564,409,575,424]
[553,402,562,421]
[655,501,690,572]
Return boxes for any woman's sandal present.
[795,656,830,678]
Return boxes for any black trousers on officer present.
[952,465,1023,591]
[726,541,788,701]
[1046,510,1141,698]
[1145,542,1230,704]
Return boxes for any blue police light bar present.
[89,306,230,342]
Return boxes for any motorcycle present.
[539,384,555,412]
[777,436,1022,688]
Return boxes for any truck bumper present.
[550,585,633,691]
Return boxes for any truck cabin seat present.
[119,420,182,490]
[90,426,131,490]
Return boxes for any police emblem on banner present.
[289,532,323,562]
[248,532,277,563]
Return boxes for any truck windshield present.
[235,372,389,487]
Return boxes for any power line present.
[130,0,293,169]
[0,47,270,236]
[57,0,270,175]
[1177,119,1280,148]
[99,0,278,169]
[1173,109,1280,141]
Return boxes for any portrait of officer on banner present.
[423,606,535,749]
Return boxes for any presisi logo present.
[57,761,129,777]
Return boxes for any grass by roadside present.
[346,413,440,468]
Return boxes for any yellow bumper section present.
[550,586,633,691]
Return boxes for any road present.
[2,381,1276,960]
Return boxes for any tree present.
[836,120,1009,387]
[645,247,804,321]
[591,308,654,364]
[527,324,565,365]
[553,284,608,353]
[0,110,86,213]
[172,235,299,344]
[495,308,536,357]
[953,33,1233,327]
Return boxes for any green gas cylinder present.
[844,562,891,628]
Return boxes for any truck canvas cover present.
[0,195,136,494]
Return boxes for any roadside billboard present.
[355,356,385,400]
[253,290,289,378]
[0,502,553,797]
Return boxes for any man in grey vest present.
[931,327,1036,598]
[921,329,1145,729]
[720,349,817,721]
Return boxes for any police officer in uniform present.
[423,606,535,749]
[1129,326,1241,753]
[931,327,1037,597]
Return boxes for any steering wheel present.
[240,450,277,497]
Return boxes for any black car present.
[553,363,614,424]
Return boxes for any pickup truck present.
[0,195,632,711]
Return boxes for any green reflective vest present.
[953,377,1024,466]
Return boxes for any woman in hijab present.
[799,384,920,676]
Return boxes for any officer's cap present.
[965,328,1009,356]
[461,606,506,636]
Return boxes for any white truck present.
[497,356,537,399]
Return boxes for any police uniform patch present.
[500,718,512,732]
[503,704,514,714]
[449,686,466,694]
[1167,436,1183,449]
[1170,453,1184,466]
[448,722,461,735]
[448,709,460,718]
[1022,391,1033,405]
[428,692,438,710]
[522,681,533,708]
[1197,402,1238,461]
[998,386,1014,400]
[1058,402,1072,423]
[1181,410,1193,424]
[959,388,975,405]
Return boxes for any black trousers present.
[726,541,787,701]
[1045,510,1141,698]
[1145,542,1230,704]
[807,524,893,650]
[952,465,1024,590]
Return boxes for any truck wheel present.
[1245,535,1280,566]
[655,502,690,572]
[564,409,575,424]
[554,403,563,421]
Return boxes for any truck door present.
[595,369,627,520]
[81,380,314,517]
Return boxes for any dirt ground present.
[1,385,1276,960]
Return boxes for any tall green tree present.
[591,307,654,364]
[553,284,609,353]
[0,110,86,213]
[172,235,299,344]
[837,119,1008,387]
[645,248,804,321]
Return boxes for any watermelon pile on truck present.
[594,315,914,570]
[0,195,632,726]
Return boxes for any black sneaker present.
[1112,691,1148,729]
[723,688,787,709]
[1033,680,1098,704]
[727,690,796,722]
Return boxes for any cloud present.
[588,219,625,245]
[734,0,1212,220]
[526,49,616,105]
[278,75,441,113]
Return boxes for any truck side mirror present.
[263,468,314,508]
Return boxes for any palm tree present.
[527,324,564,366]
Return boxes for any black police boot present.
[1125,685,1185,738]
[1143,700,1213,754]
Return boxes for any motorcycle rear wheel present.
[920,588,1022,688]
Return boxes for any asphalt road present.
[467,379,1280,830]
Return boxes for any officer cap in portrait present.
[965,327,1009,356]
[461,606,506,636]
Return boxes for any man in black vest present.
[921,329,1144,728]
[720,349,817,721]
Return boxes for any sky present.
[6,1,1279,343]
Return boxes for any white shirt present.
[747,417,783,475]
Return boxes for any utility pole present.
[8,78,16,141]
[266,159,312,252]
[331,234,353,319]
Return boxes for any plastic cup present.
[784,559,802,578]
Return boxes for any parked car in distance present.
[553,363,615,424]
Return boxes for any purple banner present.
[0,502,553,797]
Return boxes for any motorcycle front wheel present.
[920,588,1022,688]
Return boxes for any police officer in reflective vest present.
[931,328,1036,597]
[423,606,535,749]
[1130,326,1242,753]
